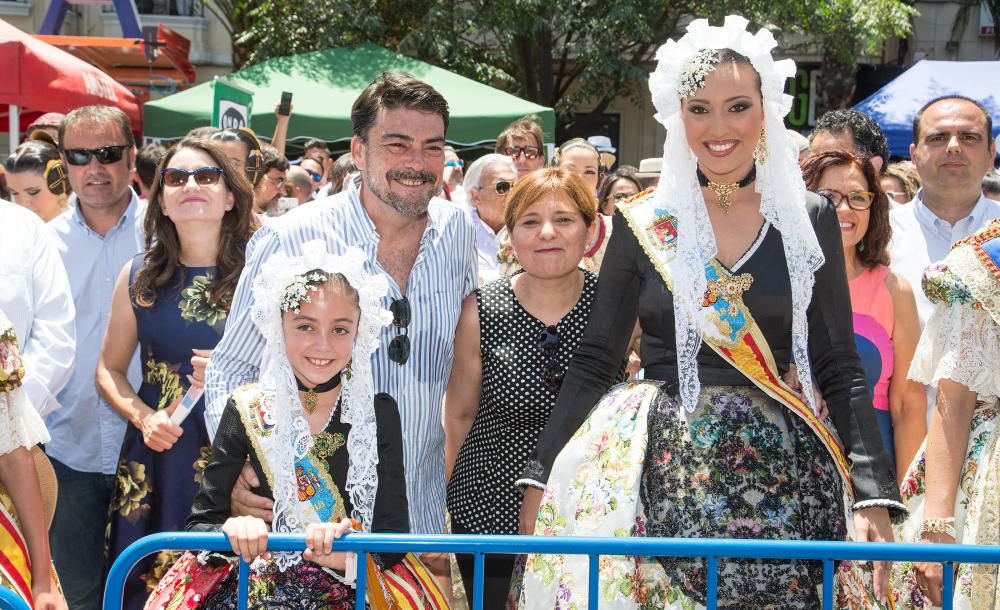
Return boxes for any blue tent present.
[853,60,1000,158]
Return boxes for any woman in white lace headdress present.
[147,243,409,609]
[515,16,904,610]
[891,218,1000,609]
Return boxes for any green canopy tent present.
[143,43,555,147]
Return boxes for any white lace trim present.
[647,15,825,413]
[0,311,49,455]
[250,242,392,571]
[910,291,1000,400]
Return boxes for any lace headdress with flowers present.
[250,241,392,570]
[647,15,825,413]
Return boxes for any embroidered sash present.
[234,386,347,524]
[0,495,32,605]
[620,195,855,500]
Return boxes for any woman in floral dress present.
[516,17,905,610]
[891,218,1000,609]
[95,137,255,609]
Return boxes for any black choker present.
[295,372,342,414]
[696,165,756,213]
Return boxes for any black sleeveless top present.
[447,271,598,534]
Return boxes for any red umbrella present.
[0,18,142,148]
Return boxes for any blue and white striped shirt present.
[204,178,477,534]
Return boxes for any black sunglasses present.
[161,167,225,188]
[63,145,130,166]
[388,297,411,365]
[304,168,323,183]
[536,325,563,392]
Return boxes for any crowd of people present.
[1,14,999,610]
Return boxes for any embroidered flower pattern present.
[112,460,153,523]
[193,445,212,485]
[0,327,25,393]
[145,358,184,411]
[179,274,228,327]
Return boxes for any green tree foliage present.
[206,0,916,132]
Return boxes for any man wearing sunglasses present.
[206,72,477,550]
[462,154,517,284]
[299,155,327,197]
[496,115,546,177]
[46,105,147,610]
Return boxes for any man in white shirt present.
[463,154,517,284]
[889,95,1000,325]
[46,105,146,610]
[0,199,75,416]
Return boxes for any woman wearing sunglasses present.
[95,138,256,610]
[445,167,605,608]
[802,150,926,479]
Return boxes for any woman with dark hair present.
[95,137,256,609]
[4,136,70,222]
[517,17,903,609]
[802,151,925,477]
[597,165,643,215]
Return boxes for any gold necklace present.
[696,166,756,213]
[295,371,342,414]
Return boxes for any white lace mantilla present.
[250,242,392,570]
[645,15,824,412]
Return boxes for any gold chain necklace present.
[696,166,756,213]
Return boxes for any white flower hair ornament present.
[647,15,826,414]
[250,241,392,569]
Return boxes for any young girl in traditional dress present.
[147,244,412,608]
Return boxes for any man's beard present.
[364,169,437,217]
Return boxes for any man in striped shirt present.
[204,72,477,536]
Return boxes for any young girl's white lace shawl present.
[647,15,825,413]
[250,241,392,570]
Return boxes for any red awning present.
[0,18,142,135]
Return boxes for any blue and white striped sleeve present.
[204,226,280,439]
[460,213,477,298]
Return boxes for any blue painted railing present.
[104,532,1000,610]
[0,587,30,610]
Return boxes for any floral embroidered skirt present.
[891,397,1000,610]
[519,381,847,610]
[200,558,356,610]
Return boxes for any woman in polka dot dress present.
[444,167,605,609]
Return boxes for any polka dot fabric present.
[447,271,598,534]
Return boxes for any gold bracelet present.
[920,517,956,540]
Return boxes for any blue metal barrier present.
[0,587,30,610]
[106,532,1000,610]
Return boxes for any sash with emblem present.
[235,386,348,523]
[619,193,855,501]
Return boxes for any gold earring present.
[753,127,767,165]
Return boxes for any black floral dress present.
[518,196,903,609]
[105,257,228,610]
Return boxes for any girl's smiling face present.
[282,280,360,387]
